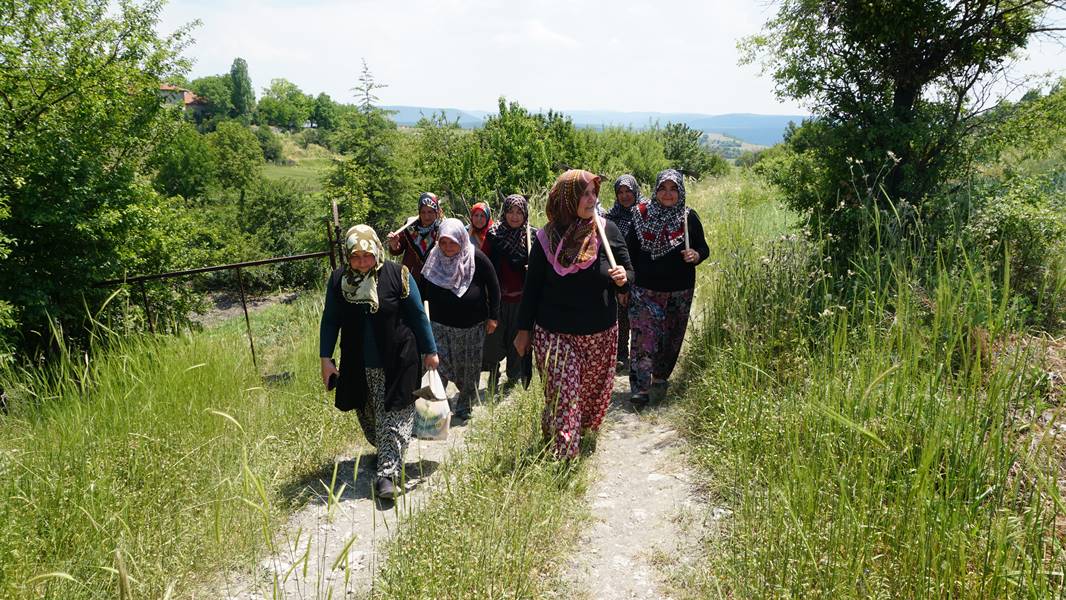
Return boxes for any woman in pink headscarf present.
[514,170,633,459]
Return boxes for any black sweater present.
[626,210,709,292]
[517,220,634,335]
[420,248,502,328]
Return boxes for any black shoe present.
[650,380,668,402]
[453,408,472,421]
[374,476,396,500]
[630,393,650,409]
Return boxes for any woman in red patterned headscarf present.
[514,169,633,459]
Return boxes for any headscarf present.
[468,202,494,251]
[538,169,602,276]
[632,169,688,260]
[422,218,476,297]
[405,192,442,260]
[341,225,385,312]
[607,174,646,238]
[491,194,531,260]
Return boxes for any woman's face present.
[576,184,598,219]
[471,211,488,230]
[616,187,636,208]
[505,206,525,228]
[656,180,679,207]
[418,205,438,227]
[348,250,376,274]
[439,237,461,257]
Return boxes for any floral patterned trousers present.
[533,324,618,459]
[628,286,694,395]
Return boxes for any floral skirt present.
[533,324,618,459]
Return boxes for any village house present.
[158,84,208,118]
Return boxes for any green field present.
[262,158,333,191]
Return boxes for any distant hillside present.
[384,105,806,147]
[384,106,487,128]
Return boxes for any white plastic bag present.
[413,369,450,440]
[414,368,446,401]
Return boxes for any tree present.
[208,121,263,196]
[0,0,198,354]
[328,61,410,228]
[190,74,234,123]
[310,92,338,130]
[659,122,730,179]
[256,78,311,130]
[254,125,283,163]
[229,57,254,119]
[150,121,219,199]
[742,0,1066,249]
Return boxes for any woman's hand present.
[608,265,628,287]
[486,319,498,334]
[423,353,440,370]
[513,330,531,357]
[681,249,699,264]
[321,357,340,390]
[386,231,402,251]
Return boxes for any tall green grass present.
[371,381,589,599]
[0,294,357,598]
[674,172,1065,597]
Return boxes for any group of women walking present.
[319,168,707,498]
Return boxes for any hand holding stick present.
[388,216,419,239]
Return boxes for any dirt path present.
[215,381,485,599]
[564,375,713,600]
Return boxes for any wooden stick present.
[684,208,690,251]
[593,216,617,269]
[525,222,532,255]
[423,300,431,320]
[388,216,419,238]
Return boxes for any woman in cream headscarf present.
[320,225,439,500]
[514,170,633,459]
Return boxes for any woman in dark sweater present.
[421,218,501,421]
[320,225,438,500]
[605,174,647,371]
[515,169,633,459]
[625,169,709,407]
[483,194,536,393]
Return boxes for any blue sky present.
[158,0,1066,115]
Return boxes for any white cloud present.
[157,0,1065,115]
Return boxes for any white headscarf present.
[421,218,476,297]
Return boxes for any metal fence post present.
[235,267,257,369]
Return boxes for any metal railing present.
[96,207,347,369]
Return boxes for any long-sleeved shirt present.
[420,249,502,328]
[319,271,436,366]
[626,210,709,292]
[517,220,633,335]
[488,227,538,303]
